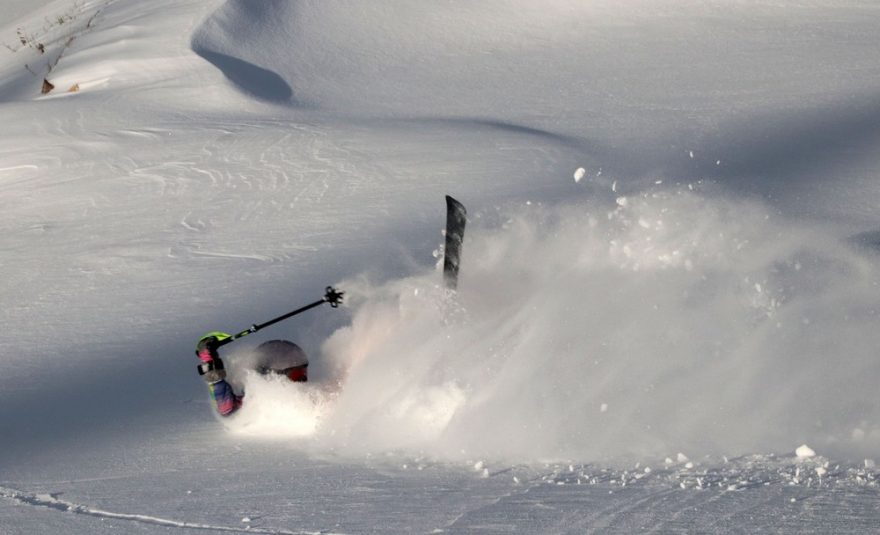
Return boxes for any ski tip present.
[446,195,466,215]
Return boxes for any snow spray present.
[241,189,880,462]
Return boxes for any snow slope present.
[3,0,880,532]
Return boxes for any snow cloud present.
[303,189,880,462]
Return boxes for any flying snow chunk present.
[796,444,816,459]
[574,167,586,183]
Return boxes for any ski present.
[443,195,467,290]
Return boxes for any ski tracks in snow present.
[0,484,345,535]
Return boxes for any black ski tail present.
[443,195,467,290]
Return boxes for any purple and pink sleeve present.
[207,379,243,416]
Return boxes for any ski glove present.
[196,336,227,383]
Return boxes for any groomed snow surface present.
[3,0,880,533]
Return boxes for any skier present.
[197,334,310,416]
[190,196,463,419]
[194,286,344,417]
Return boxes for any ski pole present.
[214,286,344,348]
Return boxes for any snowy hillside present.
[3,0,880,532]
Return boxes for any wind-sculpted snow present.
[225,189,880,462]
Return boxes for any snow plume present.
[309,189,880,462]
[221,350,336,439]
[225,189,880,462]
[222,373,334,439]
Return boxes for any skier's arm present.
[206,377,243,416]
[197,337,243,417]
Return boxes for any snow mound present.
[188,0,652,120]
[190,1,294,104]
